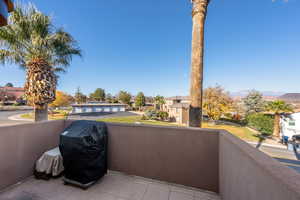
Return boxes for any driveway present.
[0,110,32,126]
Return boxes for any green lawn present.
[202,122,259,142]
[98,116,260,142]
[21,110,69,120]
[97,116,181,126]
[20,113,259,142]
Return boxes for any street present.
[251,144,300,173]
[0,110,31,126]
[0,110,138,126]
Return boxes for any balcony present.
[0,120,299,200]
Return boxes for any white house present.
[280,112,300,140]
[71,103,126,114]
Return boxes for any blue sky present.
[0,0,299,97]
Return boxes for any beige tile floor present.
[0,171,221,200]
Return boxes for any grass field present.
[97,116,181,127]
[21,110,68,120]
[98,115,260,142]
[202,122,259,142]
[20,113,259,142]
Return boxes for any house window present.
[289,120,296,126]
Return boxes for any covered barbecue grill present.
[59,120,108,188]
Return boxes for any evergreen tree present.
[135,92,146,110]
[90,88,105,102]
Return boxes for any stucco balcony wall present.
[219,131,300,200]
[0,120,299,200]
[0,120,67,190]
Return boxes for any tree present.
[112,96,119,103]
[189,0,210,127]
[135,92,146,110]
[265,100,294,137]
[243,90,265,114]
[105,93,113,103]
[0,3,81,121]
[118,91,131,105]
[146,96,154,104]
[5,83,13,87]
[106,93,119,103]
[158,111,169,121]
[231,100,246,121]
[154,95,165,110]
[203,86,233,121]
[74,87,87,104]
[90,88,105,102]
[49,91,72,108]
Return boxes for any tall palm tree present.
[0,3,81,121]
[189,0,210,127]
[154,95,165,110]
[266,100,294,138]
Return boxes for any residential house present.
[0,86,25,103]
[162,96,190,125]
[71,103,126,114]
[281,112,300,140]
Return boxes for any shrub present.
[220,117,247,126]
[232,113,242,121]
[224,113,233,119]
[158,111,169,121]
[143,110,169,121]
[246,113,274,135]
[144,109,159,120]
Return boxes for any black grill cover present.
[59,120,108,184]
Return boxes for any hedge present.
[246,113,274,135]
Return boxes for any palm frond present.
[0,2,81,73]
[0,49,25,67]
[266,100,294,114]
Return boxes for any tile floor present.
[0,171,221,200]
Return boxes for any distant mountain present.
[278,93,300,103]
[230,90,284,98]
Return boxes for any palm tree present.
[154,95,165,110]
[266,100,294,138]
[189,0,210,127]
[0,3,81,121]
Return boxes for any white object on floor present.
[35,147,64,176]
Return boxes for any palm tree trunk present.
[273,114,281,138]
[25,59,56,122]
[34,104,48,122]
[189,0,209,127]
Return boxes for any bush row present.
[142,109,169,121]
[246,113,274,135]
